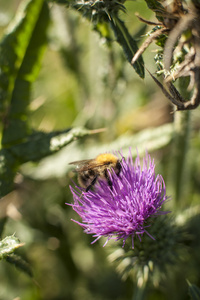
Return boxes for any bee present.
[69,153,122,192]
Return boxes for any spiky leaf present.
[0,0,50,145]
[0,127,105,197]
[110,14,144,78]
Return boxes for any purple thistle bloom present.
[68,150,170,247]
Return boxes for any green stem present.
[173,111,190,203]
[132,281,148,300]
[169,78,191,207]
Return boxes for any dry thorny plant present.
[131,0,200,111]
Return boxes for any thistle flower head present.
[73,0,126,23]
[68,150,170,247]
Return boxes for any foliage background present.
[1,0,200,299]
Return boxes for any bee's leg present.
[116,161,122,176]
[86,175,99,192]
[104,169,113,190]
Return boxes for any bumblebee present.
[69,153,122,192]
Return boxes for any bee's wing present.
[69,159,104,172]
[69,159,93,166]
[69,159,95,172]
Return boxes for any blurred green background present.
[1,1,200,299]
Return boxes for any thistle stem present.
[169,78,191,206]
[132,281,148,300]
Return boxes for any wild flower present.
[68,150,170,247]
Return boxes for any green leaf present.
[22,123,173,180]
[144,0,165,22]
[109,14,144,78]
[188,281,200,300]
[0,0,50,145]
[9,127,105,163]
[0,127,105,197]
[0,0,44,113]
[0,148,19,197]
[0,236,24,259]
[93,22,113,45]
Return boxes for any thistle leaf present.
[9,127,106,163]
[22,123,173,180]
[109,14,144,78]
[144,0,165,22]
[0,127,105,197]
[0,0,50,145]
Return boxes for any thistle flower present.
[68,150,170,247]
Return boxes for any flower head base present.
[108,215,187,286]
[68,150,170,247]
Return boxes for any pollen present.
[96,153,118,164]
